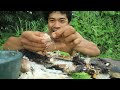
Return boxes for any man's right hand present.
[20,31,48,52]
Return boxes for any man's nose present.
[53,21,60,28]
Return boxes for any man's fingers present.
[52,25,75,38]
[52,28,65,38]
[21,31,44,43]
[63,26,75,37]
[21,36,44,43]
[23,45,45,52]
[65,34,77,43]
[74,38,81,45]
[21,38,46,48]
[52,25,70,38]
[34,31,45,37]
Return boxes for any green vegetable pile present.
[70,72,92,79]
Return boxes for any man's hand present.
[51,25,83,48]
[51,25,100,56]
[20,31,50,52]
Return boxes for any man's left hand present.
[51,25,83,48]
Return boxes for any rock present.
[19,61,71,79]
[95,74,110,79]
[109,66,120,78]
[90,58,111,73]
[49,58,76,73]
[109,72,120,79]
[20,56,31,73]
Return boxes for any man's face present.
[48,11,69,41]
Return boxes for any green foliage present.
[14,18,46,37]
[0,11,119,60]
[70,72,92,79]
[71,11,120,60]
[0,11,44,33]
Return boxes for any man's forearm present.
[3,37,24,50]
[74,39,100,57]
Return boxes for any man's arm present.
[3,31,47,52]
[3,37,23,50]
[73,33,100,57]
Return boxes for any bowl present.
[0,50,23,79]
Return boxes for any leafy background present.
[0,11,120,60]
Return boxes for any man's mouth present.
[53,30,57,32]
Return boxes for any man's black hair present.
[42,11,72,23]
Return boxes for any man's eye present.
[60,20,65,23]
[49,20,54,22]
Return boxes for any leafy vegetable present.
[70,72,92,79]
[53,50,70,57]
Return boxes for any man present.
[3,11,100,57]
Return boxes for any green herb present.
[70,72,92,79]
[53,51,70,57]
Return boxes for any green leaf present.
[70,72,92,79]
[53,51,70,57]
